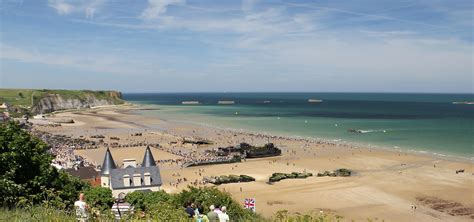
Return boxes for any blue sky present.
[0,0,472,93]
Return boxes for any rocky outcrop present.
[31,91,124,114]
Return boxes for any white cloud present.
[48,0,73,15]
[140,0,185,20]
[48,0,105,19]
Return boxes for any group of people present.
[74,193,230,222]
[185,203,230,222]
[32,130,96,168]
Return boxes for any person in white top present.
[218,206,230,222]
[74,193,88,222]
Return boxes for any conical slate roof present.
[100,148,116,175]
[142,146,156,167]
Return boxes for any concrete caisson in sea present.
[308,99,323,103]
[218,100,235,105]
[181,101,200,105]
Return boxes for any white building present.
[100,146,162,197]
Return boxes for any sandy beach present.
[34,105,474,221]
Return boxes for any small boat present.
[263,100,271,104]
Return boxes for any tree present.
[0,121,88,208]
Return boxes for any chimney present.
[123,159,137,168]
[123,174,130,187]
[144,172,151,185]
[133,173,141,186]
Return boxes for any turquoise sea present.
[124,93,473,160]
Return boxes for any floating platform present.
[452,101,474,105]
[218,100,235,105]
[181,101,200,105]
[308,99,323,103]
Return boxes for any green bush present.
[126,190,172,212]
[83,187,114,212]
[172,186,260,220]
[0,121,88,209]
[147,202,189,221]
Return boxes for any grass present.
[0,206,346,222]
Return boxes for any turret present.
[100,148,116,188]
[142,146,156,167]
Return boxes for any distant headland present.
[0,88,125,117]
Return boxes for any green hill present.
[0,89,124,116]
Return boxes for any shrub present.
[83,187,114,212]
[172,186,259,220]
[126,190,172,211]
[147,202,189,221]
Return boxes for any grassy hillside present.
[0,89,124,116]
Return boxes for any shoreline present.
[129,105,474,164]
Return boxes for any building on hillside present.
[100,146,162,197]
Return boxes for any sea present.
[123,93,473,160]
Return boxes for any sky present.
[0,0,473,93]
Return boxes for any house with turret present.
[100,146,162,197]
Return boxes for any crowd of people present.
[32,130,97,168]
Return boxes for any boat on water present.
[181,101,200,105]
[263,100,271,104]
[452,101,474,105]
[308,99,323,103]
[218,100,235,105]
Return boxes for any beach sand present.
[36,105,474,221]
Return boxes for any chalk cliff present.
[31,90,124,114]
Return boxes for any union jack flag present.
[244,198,256,212]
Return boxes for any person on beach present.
[207,205,219,222]
[218,206,230,222]
[74,193,88,222]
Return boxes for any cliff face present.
[31,91,124,114]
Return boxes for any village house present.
[100,146,162,197]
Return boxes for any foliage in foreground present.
[0,121,89,209]
[0,206,345,222]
